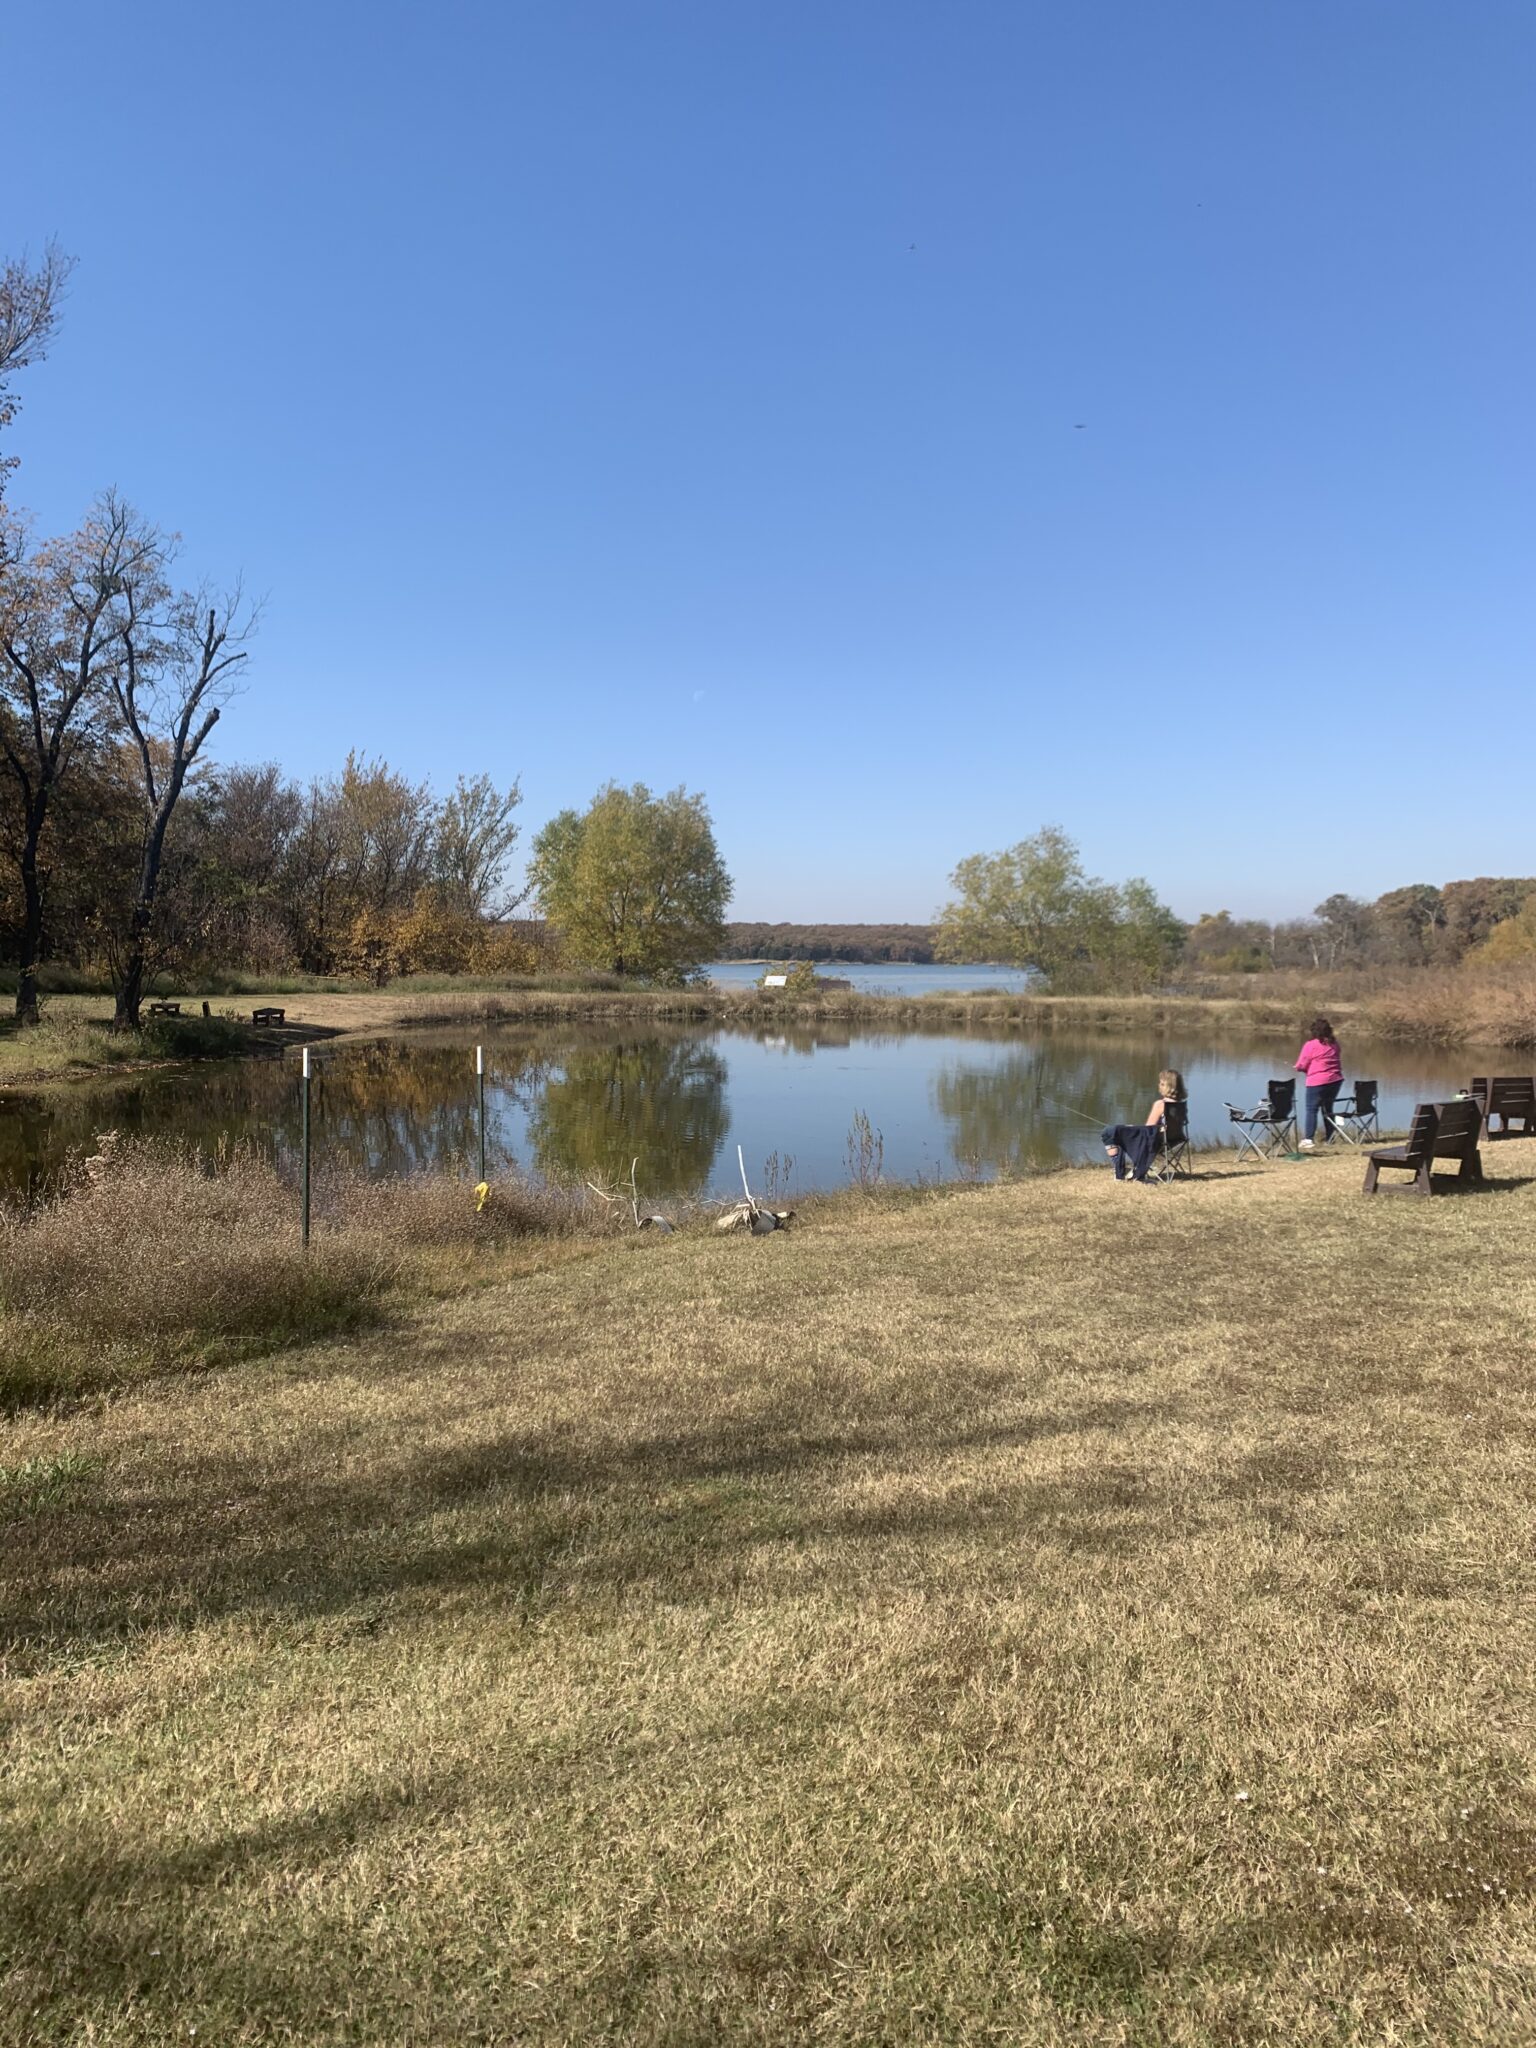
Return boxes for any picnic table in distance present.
[251,1005,286,1026]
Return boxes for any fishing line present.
[1036,1093,1109,1129]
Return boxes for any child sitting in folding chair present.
[1102,1070,1186,1183]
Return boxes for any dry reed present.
[0,1137,625,1408]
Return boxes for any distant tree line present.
[933,829,1536,989]
[1184,879,1536,974]
[717,923,939,964]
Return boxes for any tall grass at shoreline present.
[384,966,1536,1047]
[0,1139,622,1409]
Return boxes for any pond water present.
[0,1018,1486,1204]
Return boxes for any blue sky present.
[5,1,1532,922]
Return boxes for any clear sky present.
[5,1,1532,923]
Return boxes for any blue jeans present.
[1304,1081,1342,1142]
[1102,1123,1159,1180]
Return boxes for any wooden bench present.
[146,1000,181,1017]
[1363,1100,1484,1196]
[251,1006,286,1027]
[1470,1075,1536,1139]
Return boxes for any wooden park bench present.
[251,1005,286,1027]
[145,1000,181,1017]
[1363,1100,1484,1196]
[1468,1075,1536,1139]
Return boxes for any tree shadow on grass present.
[3,1391,1211,1659]
[0,1768,476,2036]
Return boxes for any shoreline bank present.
[3,970,1534,1093]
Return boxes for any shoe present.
[1299,1138,1315,1152]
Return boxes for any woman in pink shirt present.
[1294,1017,1344,1149]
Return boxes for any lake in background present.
[706,960,1034,996]
[0,1012,1490,1204]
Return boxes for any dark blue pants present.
[1102,1123,1159,1181]
[1304,1081,1342,1142]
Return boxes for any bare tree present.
[0,496,157,1022]
[435,772,523,915]
[108,533,255,1029]
[0,242,73,506]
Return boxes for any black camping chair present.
[1224,1078,1298,1161]
[1144,1096,1192,1182]
[1331,1078,1380,1144]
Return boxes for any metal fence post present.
[476,1044,487,1182]
[301,1045,312,1249]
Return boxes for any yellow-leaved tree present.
[528,783,731,980]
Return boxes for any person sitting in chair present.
[1102,1070,1186,1183]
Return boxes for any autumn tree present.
[1372,883,1445,966]
[1438,877,1536,961]
[105,511,255,1028]
[529,782,731,979]
[1310,894,1376,970]
[0,497,160,1021]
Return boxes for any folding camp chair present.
[1331,1078,1380,1144]
[1144,1096,1192,1182]
[1224,1078,1298,1161]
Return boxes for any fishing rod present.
[1036,1092,1109,1129]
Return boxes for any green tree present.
[934,825,1179,991]
[529,782,731,979]
[1184,910,1268,975]
[934,825,1092,982]
[1112,876,1187,989]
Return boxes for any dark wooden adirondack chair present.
[1363,1100,1484,1196]
[1484,1076,1536,1139]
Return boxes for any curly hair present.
[1159,1068,1186,1101]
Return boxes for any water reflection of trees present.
[737,1023,852,1055]
[310,1041,554,1177]
[527,1037,728,1196]
[0,1016,1486,1205]
[931,1044,1166,1174]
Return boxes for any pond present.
[0,1016,1486,1205]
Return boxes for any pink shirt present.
[1295,1037,1343,1086]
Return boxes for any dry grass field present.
[4,1143,1536,2043]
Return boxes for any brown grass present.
[0,1139,623,1409]
[1358,965,1536,1049]
[4,1142,1536,2042]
